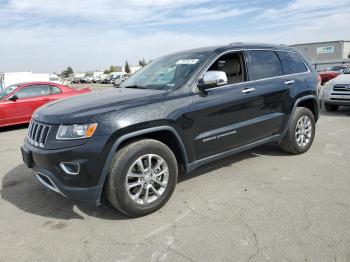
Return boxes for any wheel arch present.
[95,126,188,204]
[296,96,320,122]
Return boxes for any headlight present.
[56,123,98,140]
[323,81,333,90]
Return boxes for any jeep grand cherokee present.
[21,43,320,217]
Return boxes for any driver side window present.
[207,52,246,85]
[15,85,51,99]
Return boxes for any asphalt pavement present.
[1,107,350,262]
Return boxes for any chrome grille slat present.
[30,123,36,140]
[27,120,51,148]
[333,85,350,92]
[27,122,33,137]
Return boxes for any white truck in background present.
[0,72,62,90]
[111,72,130,87]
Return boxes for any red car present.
[319,64,350,85]
[0,82,90,127]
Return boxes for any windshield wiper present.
[124,85,147,89]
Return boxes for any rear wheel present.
[324,103,339,111]
[106,139,178,217]
[280,107,315,155]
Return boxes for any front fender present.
[94,125,188,204]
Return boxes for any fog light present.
[60,162,80,175]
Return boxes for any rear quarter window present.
[277,51,308,75]
[247,50,283,81]
[49,85,61,94]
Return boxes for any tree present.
[61,67,73,78]
[109,65,118,73]
[139,58,147,67]
[104,65,119,74]
[125,60,130,73]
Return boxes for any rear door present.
[1,84,51,125]
[245,50,291,136]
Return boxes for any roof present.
[171,42,291,55]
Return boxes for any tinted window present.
[49,85,61,94]
[277,51,308,74]
[207,52,245,85]
[248,51,283,81]
[15,85,50,99]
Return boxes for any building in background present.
[291,40,350,71]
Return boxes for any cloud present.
[0,0,349,72]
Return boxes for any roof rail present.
[229,42,243,45]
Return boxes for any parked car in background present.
[113,73,130,87]
[0,82,90,127]
[319,64,350,85]
[0,72,62,90]
[101,77,110,84]
[79,78,89,84]
[21,43,319,217]
[321,67,350,111]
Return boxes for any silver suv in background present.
[322,67,350,111]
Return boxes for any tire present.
[279,107,315,155]
[324,103,339,111]
[106,139,178,217]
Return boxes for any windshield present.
[0,84,18,100]
[344,67,350,74]
[120,51,210,90]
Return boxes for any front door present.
[1,84,51,125]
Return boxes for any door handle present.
[284,80,295,85]
[241,87,256,93]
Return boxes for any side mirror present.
[197,71,228,92]
[8,94,18,101]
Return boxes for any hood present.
[34,88,167,124]
[329,74,350,86]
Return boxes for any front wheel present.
[280,107,315,155]
[106,139,178,217]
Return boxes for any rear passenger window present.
[49,85,61,94]
[277,51,308,75]
[248,51,283,81]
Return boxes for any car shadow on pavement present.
[179,142,287,183]
[321,106,350,116]
[1,143,286,220]
[1,164,130,220]
[0,123,28,133]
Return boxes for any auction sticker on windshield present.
[176,59,199,65]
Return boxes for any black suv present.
[21,43,319,217]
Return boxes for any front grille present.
[333,85,350,92]
[27,120,51,148]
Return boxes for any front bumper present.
[21,135,110,204]
[322,86,350,106]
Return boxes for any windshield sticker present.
[176,59,199,65]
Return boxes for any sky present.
[0,0,349,73]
